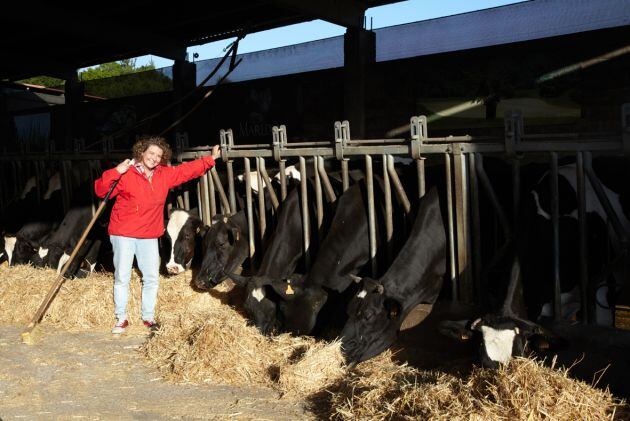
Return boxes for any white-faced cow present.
[163,209,207,275]
[439,257,552,369]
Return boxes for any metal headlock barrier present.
[2,104,629,324]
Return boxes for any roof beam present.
[8,5,187,65]
[270,0,366,28]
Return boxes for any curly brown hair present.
[132,135,173,165]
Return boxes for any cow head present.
[31,244,51,267]
[341,277,403,364]
[165,210,206,275]
[43,244,66,271]
[194,212,248,290]
[3,236,16,266]
[439,315,545,369]
[229,273,282,334]
[11,237,37,265]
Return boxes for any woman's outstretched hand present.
[211,145,221,160]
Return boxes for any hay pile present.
[141,291,347,395]
[0,264,123,329]
[0,264,348,394]
[1,265,627,418]
[320,353,628,420]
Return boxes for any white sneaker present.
[111,319,129,334]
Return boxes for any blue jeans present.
[110,235,160,321]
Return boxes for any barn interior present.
[2,0,630,410]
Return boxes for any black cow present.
[225,181,326,334]
[231,173,408,337]
[340,188,446,363]
[193,210,251,287]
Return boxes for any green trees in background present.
[18,59,172,99]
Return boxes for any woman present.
[94,135,220,334]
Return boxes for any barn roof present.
[197,0,630,85]
[0,0,397,81]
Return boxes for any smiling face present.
[141,144,164,170]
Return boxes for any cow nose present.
[166,265,181,274]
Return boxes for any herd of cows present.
[1,156,629,367]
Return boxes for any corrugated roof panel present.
[376,0,630,62]
[197,37,344,86]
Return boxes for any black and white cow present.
[33,206,94,274]
[524,160,629,325]
[439,257,551,369]
[162,209,206,275]
[340,188,446,363]
[7,221,57,266]
[225,181,327,334]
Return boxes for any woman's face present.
[141,144,164,170]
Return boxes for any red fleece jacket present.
[94,156,215,238]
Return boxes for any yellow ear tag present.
[223,216,228,223]
[235,232,240,241]
[196,226,200,234]
[285,280,295,295]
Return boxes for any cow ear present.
[363,278,384,294]
[228,227,240,245]
[197,225,209,237]
[229,272,251,286]
[469,317,484,331]
[438,320,474,342]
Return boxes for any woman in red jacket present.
[94,135,220,334]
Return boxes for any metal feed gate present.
[2,105,630,326]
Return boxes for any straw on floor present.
[0,264,627,418]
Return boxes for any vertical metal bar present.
[59,161,70,213]
[550,151,562,321]
[211,168,231,215]
[512,158,521,232]
[88,161,96,216]
[341,159,349,192]
[365,155,378,277]
[244,158,255,262]
[255,158,266,245]
[453,149,472,302]
[196,182,202,216]
[314,157,323,231]
[576,151,589,324]
[208,171,216,221]
[416,157,426,198]
[176,193,184,209]
[183,190,190,211]
[383,154,393,264]
[469,153,482,304]
[445,153,457,301]
[227,160,236,213]
[279,160,287,201]
[299,156,311,269]
[200,172,211,225]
